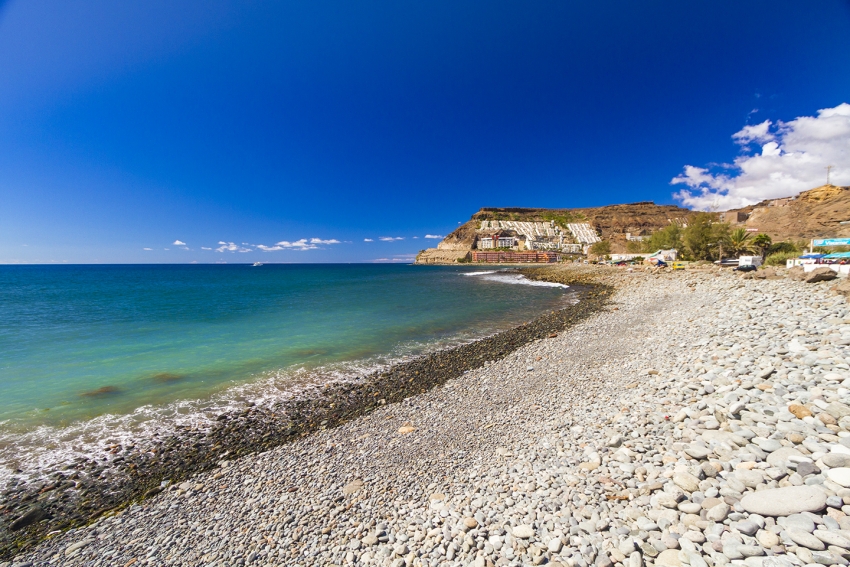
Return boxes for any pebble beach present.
[10,265,850,567]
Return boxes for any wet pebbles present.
[0,279,610,559]
[9,266,850,567]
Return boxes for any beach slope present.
[14,266,850,567]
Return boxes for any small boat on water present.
[252,262,263,267]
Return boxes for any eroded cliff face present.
[415,249,471,264]
[726,185,850,241]
[435,220,479,251]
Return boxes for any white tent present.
[646,249,678,263]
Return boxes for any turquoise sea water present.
[0,264,573,475]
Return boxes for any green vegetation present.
[751,233,772,257]
[764,251,799,266]
[640,213,756,261]
[759,238,810,265]
[727,228,753,256]
[642,223,683,252]
[766,240,802,255]
[589,240,611,256]
[625,240,644,253]
[540,211,585,226]
[683,213,728,261]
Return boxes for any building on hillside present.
[560,244,583,254]
[720,211,750,223]
[476,231,517,250]
[472,251,561,263]
[768,197,793,207]
[625,232,645,241]
[566,223,601,244]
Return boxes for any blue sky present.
[1,1,848,263]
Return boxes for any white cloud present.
[373,254,415,263]
[255,238,340,252]
[731,120,773,145]
[424,234,443,239]
[379,236,404,242]
[173,240,186,246]
[201,247,212,250]
[673,103,850,210]
[364,238,374,242]
[216,241,253,253]
[143,247,153,251]
[215,237,342,253]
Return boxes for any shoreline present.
[0,274,613,557]
[13,264,850,567]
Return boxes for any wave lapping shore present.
[0,278,606,557]
[12,266,850,567]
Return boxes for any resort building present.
[472,251,561,263]
[476,231,518,250]
[566,223,601,244]
[719,211,750,224]
[477,220,583,251]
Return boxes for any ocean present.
[0,264,575,479]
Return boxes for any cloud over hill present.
[672,103,850,210]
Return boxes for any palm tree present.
[752,233,772,258]
[728,228,753,257]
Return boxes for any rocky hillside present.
[416,201,694,263]
[416,185,850,264]
[474,203,691,239]
[725,185,850,242]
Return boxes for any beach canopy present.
[823,251,850,259]
[799,253,826,259]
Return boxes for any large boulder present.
[804,267,838,283]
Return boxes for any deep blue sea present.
[0,264,574,478]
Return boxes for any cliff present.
[416,186,850,264]
[723,185,850,241]
[416,201,694,264]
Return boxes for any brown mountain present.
[416,201,694,263]
[722,184,850,242]
[416,185,850,264]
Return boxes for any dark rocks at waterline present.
[0,283,611,558]
[8,507,48,532]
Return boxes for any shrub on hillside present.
[589,240,611,256]
[764,251,798,266]
[767,241,801,255]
